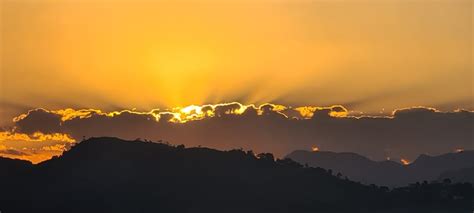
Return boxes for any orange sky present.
[1,0,472,125]
[0,0,473,163]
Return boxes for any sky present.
[0,0,473,163]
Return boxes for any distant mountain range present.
[439,167,474,184]
[0,137,472,213]
[286,150,474,187]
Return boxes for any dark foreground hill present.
[0,137,472,213]
[286,150,474,186]
[0,156,32,179]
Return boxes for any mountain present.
[0,156,32,179]
[439,167,474,184]
[285,150,407,186]
[409,151,474,182]
[0,137,472,213]
[286,150,474,186]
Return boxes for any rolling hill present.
[286,150,474,186]
[0,137,472,213]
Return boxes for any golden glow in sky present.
[1,0,473,127]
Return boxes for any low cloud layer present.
[0,131,74,163]
[1,103,472,163]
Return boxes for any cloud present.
[294,105,348,119]
[0,145,29,156]
[213,102,247,117]
[2,103,473,163]
[0,131,75,143]
[392,107,438,118]
[13,108,62,134]
[42,144,67,152]
[0,132,75,163]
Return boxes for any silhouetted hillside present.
[439,167,474,184]
[0,156,32,180]
[0,137,472,213]
[286,150,474,186]
[286,150,407,186]
[410,151,474,182]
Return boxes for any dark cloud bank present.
[10,104,474,161]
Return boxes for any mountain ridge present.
[286,150,474,186]
[0,137,472,213]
